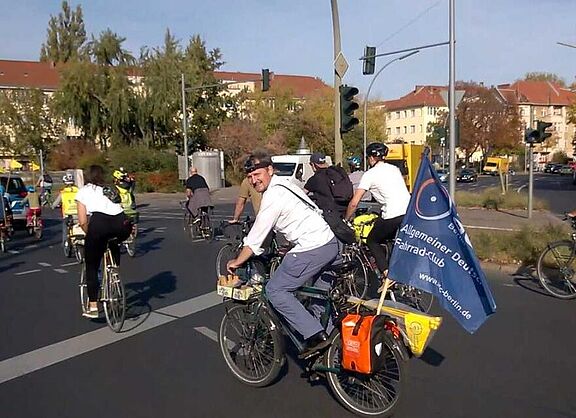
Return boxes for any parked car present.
[543,163,555,173]
[550,164,564,174]
[456,168,478,183]
[559,165,573,176]
[436,169,449,183]
[0,175,28,224]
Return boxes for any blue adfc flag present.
[388,149,496,333]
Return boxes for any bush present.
[108,145,177,173]
[48,140,102,170]
[136,171,181,193]
[469,223,570,265]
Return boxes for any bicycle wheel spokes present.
[79,265,89,314]
[219,305,283,387]
[103,271,126,332]
[538,241,576,299]
[326,333,404,417]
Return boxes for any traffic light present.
[262,68,270,92]
[339,85,359,134]
[363,46,376,75]
[525,120,553,144]
[536,120,552,142]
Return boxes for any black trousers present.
[366,215,404,273]
[85,212,132,301]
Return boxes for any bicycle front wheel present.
[340,253,369,299]
[537,240,576,299]
[125,234,136,257]
[103,269,126,332]
[325,332,405,418]
[219,304,284,387]
[79,265,89,314]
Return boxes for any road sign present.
[334,52,349,78]
[440,90,465,107]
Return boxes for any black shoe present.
[299,331,330,359]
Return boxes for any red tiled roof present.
[0,60,60,90]
[496,80,576,106]
[0,60,329,98]
[379,85,447,111]
[215,71,330,98]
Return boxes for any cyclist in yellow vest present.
[52,174,79,247]
[113,170,138,224]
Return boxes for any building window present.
[403,126,407,134]
[386,113,391,120]
[395,111,400,119]
[553,106,562,116]
[419,125,423,133]
[395,127,401,135]
[410,125,415,133]
[386,128,391,136]
[541,109,547,116]
[411,109,415,117]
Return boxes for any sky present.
[0,0,574,100]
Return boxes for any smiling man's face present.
[247,164,274,193]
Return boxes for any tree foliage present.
[456,82,522,162]
[39,1,87,63]
[0,89,63,155]
[522,72,566,87]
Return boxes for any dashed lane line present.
[0,291,222,385]
[61,262,79,267]
[14,269,41,276]
[38,262,52,267]
[53,269,68,274]
[194,326,218,343]
[8,250,20,255]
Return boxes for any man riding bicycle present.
[113,170,139,224]
[227,150,339,358]
[345,142,410,279]
[185,167,212,220]
[52,174,79,247]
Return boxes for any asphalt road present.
[1,199,575,418]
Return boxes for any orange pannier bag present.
[340,313,389,374]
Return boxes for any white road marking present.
[53,269,68,274]
[14,269,41,276]
[61,262,78,267]
[8,250,20,255]
[194,326,218,343]
[25,244,38,249]
[0,291,222,385]
[38,262,52,267]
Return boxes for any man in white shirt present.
[227,150,339,357]
[345,142,410,279]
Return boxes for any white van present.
[271,154,333,189]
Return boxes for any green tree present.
[39,1,87,63]
[85,29,135,66]
[0,89,63,155]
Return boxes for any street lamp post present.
[362,50,419,171]
[181,73,189,177]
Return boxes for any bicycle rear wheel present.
[325,332,405,418]
[339,253,369,299]
[219,304,284,387]
[103,268,126,332]
[537,240,576,299]
[125,231,136,257]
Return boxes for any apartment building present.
[496,80,576,161]
[378,85,448,145]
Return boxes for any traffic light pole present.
[448,0,457,199]
[528,144,534,219]
[331,0,343,166]
[181,73,189,177]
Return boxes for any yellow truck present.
[482,157,509,176]
[385,143,426,192]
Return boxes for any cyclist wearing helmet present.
[22,185,41,227]
[345,142,410,279]
[347,156,371,202]
[118,167,136,209]
[113,170,139,224]
[52,173,79,247]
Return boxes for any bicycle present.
[80,238,126,332]
[40,189,53,207]
[180,200,214,241]
[537,216,576,299]
[219,267,409,417]
[349,213,434,313]
[26,208,43,240]
[64,215,84,263]
[215,219,368,299]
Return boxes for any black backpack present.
[326,166,353,204]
